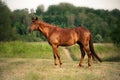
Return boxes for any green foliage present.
[36,5,44,16]
[0,1,120,43]
[111,9,120,46]
[111,25,120,47]
[94,34,103,43]
[0,0,16,41]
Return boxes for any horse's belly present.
[60,33,78,46]
[60,43,75,46]
[60,38,76,46]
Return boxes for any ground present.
[0,58,120,80]
[0,42,120,80]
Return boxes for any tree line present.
[0,0,120,46]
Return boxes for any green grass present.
[94,44,120,61]
[68,43,120,62]
[0,42,120,62]
[0,42,120,80]
[0,41,53,58]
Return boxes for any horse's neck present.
[38,21,55,38]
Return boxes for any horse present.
[29,17,102,67]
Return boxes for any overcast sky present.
[3,0,120,11]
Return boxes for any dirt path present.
[62,47,73,61]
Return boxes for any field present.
[0,41,120,80]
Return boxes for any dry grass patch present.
[0,58,120,80]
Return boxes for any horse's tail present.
[89,35,102,62]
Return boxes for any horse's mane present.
[39,20,58,28]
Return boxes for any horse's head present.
[29,17,39,33]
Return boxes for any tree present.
[67,13,75,27]
[11,9,30,35]
[0,0,16,41]
[94,34,103,43]
[36,4,44,16]
[1,1,120,43]
[111,25,120,46]
[110,9,120,46]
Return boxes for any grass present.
[0,58,120,80]
[0,41,120,61]
[94,44,120,61]
[68,43,120,62]
[0,42,120,80]
[0,41,53,58]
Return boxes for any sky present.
[3,0,120,11]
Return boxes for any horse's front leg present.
[53,52,57,66]
[52,45,62,67]
[52,45,57,66]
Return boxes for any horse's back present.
[75,26,91,44]
[75,26,90,33]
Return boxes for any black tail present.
[89,35,102,62]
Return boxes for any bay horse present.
[29,17,102,67]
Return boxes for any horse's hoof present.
[78,64,84,67]
[88,64,91,67]
[60,63,62,68]
[54,63,58,66]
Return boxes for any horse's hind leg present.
[83,44,92,66]
[78,44,86,67]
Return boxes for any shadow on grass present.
[103,56,120,62]
[70,51,120,62]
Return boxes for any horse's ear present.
[32,17,34,20]
[35,17,38,20]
